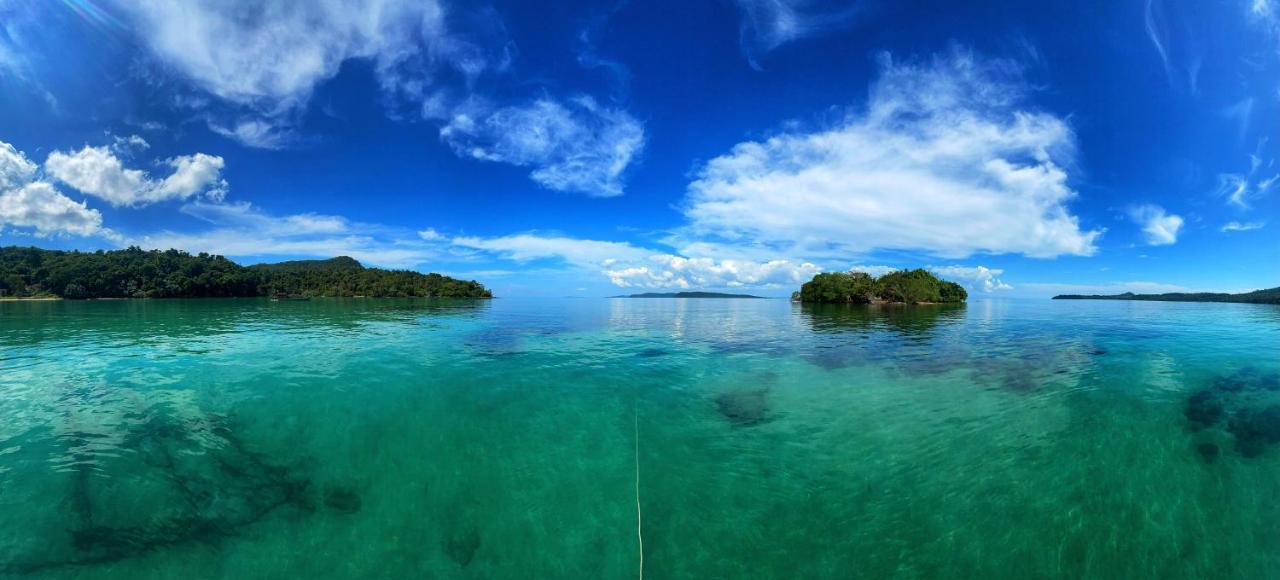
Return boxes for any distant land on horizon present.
[613,291,765,299]
[1053,287,1280,305]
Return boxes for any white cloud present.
[116,0,448,116]
[1222,220,1266,232]
[604,255,821,289]
[451,233,821,289]
[0,139,108,238]
[43,145,227,207]
[131,201,439,268]
[1218,171,1277,209]
[417,228,445,241]
[733,0,859,68]
[116,1,646,195]
[0,181,105,238]
[0,140,37,190]
[1128,204,1183,245]
[451,233,649,264]
[928,265,1012,292]
[1020,281,1191,295]
[679,49,1102,260]
[438,96,645,196]
[847,264,898,278]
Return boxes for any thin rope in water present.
[634,397,644,580]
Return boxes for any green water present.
[1,297,1278,579]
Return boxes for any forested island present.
[794,269,967,304]
[614,292,764,298]
[1053,287,1280,305]
[0,247,491,299]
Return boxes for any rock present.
[637,348,668,358]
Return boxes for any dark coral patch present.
[323,484,362,514]
[445,527,481,567]
[715,388,772,426]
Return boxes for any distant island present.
[1053,287,1280,305]
[614,291,764,299]
[0,246,491,299]
[794,269,967,304]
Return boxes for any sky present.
[0,0,1277,298]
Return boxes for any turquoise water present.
[1,297,1278,579]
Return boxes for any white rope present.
[634,398,644,580]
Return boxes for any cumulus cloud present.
[847,264,898,278]
[43,145,227,207]
[1128,204,1183,245]
[0,182,105,238]
[451,233,821,289]
[733,0,859,68]
[604,255,821,289]
[0,140,106,237]
[928,265,1012,292]
[679,49,1102,260]
[1221,220,1265,232]
[438,97,644,196]
[131,201,439,268]
[0,140,37,190]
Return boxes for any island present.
[613,291,764,298]
[1053,287,1280,305]
[0,246,491,299]
[794,269,967,304]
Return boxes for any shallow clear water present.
[1,297,1278,578]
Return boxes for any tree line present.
[0,246,491,299]
[795,269,967,304]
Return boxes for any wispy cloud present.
[1221,220,1266,232]
[676,48,1101,260]
[450,233,821,289]
[733,0,860,69]
[1128,204,1184,246]
[130,201,442,268]
[112,0,647,196]
[437,96,645,196]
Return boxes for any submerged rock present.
[3,412,315,575]
[1229,405,1280,458]
[714,388,771,426]
[445,528,482,567]
[637,348,669,358]
[1195,442,1220,464]
[323,484,362,514]
[1185,390,1225,430]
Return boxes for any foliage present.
[1053,288,1280,305]
[0,247,491,299]
[797,269,967,304]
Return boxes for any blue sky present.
[0,0,1276,297]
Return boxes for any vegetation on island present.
[1053,288,1280,305]
[0,246,491,299]
[795,269,967,304]
[615,291,764,298]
